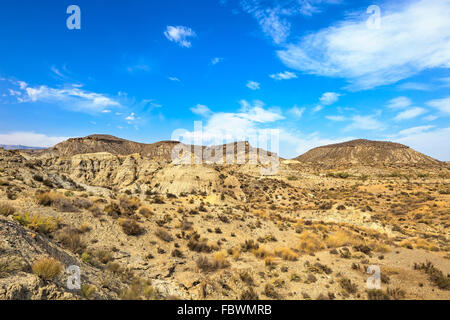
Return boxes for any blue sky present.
[0,0,449,159]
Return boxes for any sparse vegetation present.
[32,256,63,281]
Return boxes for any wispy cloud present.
[398,125,434,136]
[394,127,450,161]
[288,105,305,118]
[344,115,384,131]
[313,92,340,112]
[394,107,427,121]
[241,0,341,44]
[270,71,297,80]
[387,96,412,109]
[246,81,260,90]
[426,96,450,115]
[5,79,122,113]
[277,0,450,90]
[164,26,196,48]
[326,115,346,121]
[211,57,224,65]
[168,76,180,82]
[397,82,433,91]
[190,104,212,117]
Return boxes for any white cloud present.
[277,0,450,90]
[426,96,450,115]
[125,113,136,121]
[168,76,180,82]
[177,100,283,147]
[270,71,297,80]
[326,115,346,121]
[211,57,224,65]
[397,82,433,91]
[319,92,340,105]
[394,127,450,161]
[387,96,411,109]
[164,26,196,48]
[246,81,260,90]
[344,115,384,131]
[288,106,305,118]
[190,104,212,117]
[398,125,434,136]
[423,115,438,121]
[241,0,341,44]
[21,85,121,113]
[313,92,340,112]
[394,107,427,121]
[0,132,68,148]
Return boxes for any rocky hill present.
[44,135,179,160]
[295,139,441,167]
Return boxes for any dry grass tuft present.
[32,256,63,281]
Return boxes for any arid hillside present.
[0,136,448,300]
[296,139,441,168]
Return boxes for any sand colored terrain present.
[0,137,448,300]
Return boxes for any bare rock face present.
[295,139,440,167]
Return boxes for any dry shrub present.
[339,277,358,294]
[0,203,15,216]
[264,256,277,266]
[374,243,391,253]
[73,198,93,209]
[35,192,54,206]
[297,231,324,253]
[240,287,259,300]
[155,228,173,242]
[241,240,259,252]
[211,251,230,269]
[188,238,217,253]
[120,219,144,236]
[81,284,96,299]
[13,212,59,235]
[138,206,153,218]
[264,284,280,299]
[414,261,450,290]
[414,239,437,251]
[32,256,63,281]
[180,218,193,231]
[274,247,298,261]
[119,196,140,215]
[105,202,122,218]
[56,228,85,254]
[239,270,254,286]
[89,205,103,217]
[120,279,156,300]
[253,246,272,259]
[196,252,230,272]
[325,230,357,248]
[52,196,79,212]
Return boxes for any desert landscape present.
[0,134,448,300]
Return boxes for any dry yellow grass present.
[32,256,63,281]
[297,231,324,253]
[325,230,359,248]
[264,256,277,266]
[274,247,298,261]
[212,251,229,269]
[252,246,273,259]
